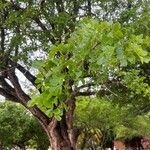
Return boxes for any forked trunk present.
[46,99,77,150]
[47,117,76,150]
[0,64,77,149]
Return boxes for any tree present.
[0,1,150,150]
[28,19,149,149]
[0,102,49,150]
[75,97,117,149]
[75,97,150,149]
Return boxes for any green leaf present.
[32,60,45,69]
[134,45,148,63]
[116,47,127,66]
[28,96,40,107]
[97,55,105,65]
[54,109,63,121]
[143,56,150,63]
[55,115,62,121]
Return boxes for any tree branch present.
[77,83,95,91]
[0,87,19,102]
[10,2,48,31]
[33,17,48,31]
[55,0,64,13]
[15,62,42,93]
[0,27,5,53]
[0,76,17,98]
[10,1,56,44]
[16,64,36,85]
[77,91,96,96]
[8,59,37,86]
[7,68,30,103]
[6,68,50,126]
[0,71,50,127]
[87,0,92,16]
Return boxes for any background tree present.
[75,97,150,149]
[75,97,117,149]
[0,0,150,149]
[0,101,49,150]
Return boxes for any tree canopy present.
[0,102,49,150]
[0,0,150,149]
[29,18,150,118]
[75,97,150,149]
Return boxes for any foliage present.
[75,97,150,149]
[115,113,150,140]
[29,18,150,120]
[75,97,118,149]
[0,0,149,64]
[0,102,49,149]
[0,0,150,148]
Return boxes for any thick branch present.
[16,63,36,85]
[7,68,50,127]
[28,106,50,130]
[0,76,17,97]
[0,64,50,129]
[65,97,76,149]
[7,68,29,103]
[0,87,19,102]
[14,61,42,93]
[8,60,37,87]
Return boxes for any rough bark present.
[0,63,79,150]
[47,118,76,150]
[47,98,77,150]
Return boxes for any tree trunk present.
[45,99,78,150]
[1,68,78,150]
[46,119,72,150]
